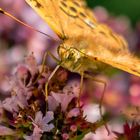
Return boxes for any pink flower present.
[2,95,28,112]
[83,128,115,140]
[0,125,15,136]
[15,65,30,85]
[48,95,59,111]
[62,133,69,140]
[67,108,80,118]
[114,122,140,140]
[1,54,42,113]
[24,111,54,140]
[0,101,3,122]
[33,111,54,132]
[129,84,140,106]
[50,92,75,112]
[24,53,38,76]
[63,80,80,97]
[70,125,77,132]
[24,129,42,140]
[83,104,104,123]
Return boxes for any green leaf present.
[70,130,91,140]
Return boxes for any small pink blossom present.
[24,111,54,140]
[70,125,77,132]
[62,133,69,140]
[63,80,80,97]
[2,95,28,112]
[8,74,33,100]
[83,104,104,123]
[33,111,54,132]
[83,129,115,140]
[48,95,59,111]
[0,101,3,122]
[24,125,42,140]
[25,53,38,76]
[51,92,75,112]
[0,125,15,136]
[67,108,80,118]
[16,65,30,84]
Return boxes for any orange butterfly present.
[1,0,135,134]
[24,0,140,78]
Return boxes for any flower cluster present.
[0,54,106,140]
[0,1,140,139]
[114,122,140,140]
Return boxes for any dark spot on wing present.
[109,31,127,49]
[61,1,67,8]
[59,1,78,18]
[94,57,98,60]
[79,12,86,18]
[99,31,107,36]
[131,69,140,75]
[69,6,77,13]
[33,0,42,8]
[73,1,80,7]
[109,31,119,42]
[60,7,78,18]
[76,24,84,29]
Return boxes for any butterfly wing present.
[25,0,64,37]
[97,53,140,77]
[25,0,128,51]
[25,0,97,38]
[85,41,140,77]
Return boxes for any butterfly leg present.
[40,51,61,101]
[33,51,60,84]
[32,51,61,101]
[84,74,106,116]
[78,71,84,108]
[45,64,60,101]
[83,73,110,135]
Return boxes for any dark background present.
[87,0,140,26]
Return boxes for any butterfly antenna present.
[0,8,57,41]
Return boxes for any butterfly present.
[24,0,140,78]
[1,1,133,134]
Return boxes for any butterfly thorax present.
[57,37,106,74]
[58,43,84,73]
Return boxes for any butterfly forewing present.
[25,0,98,38]
[25,0,63,36]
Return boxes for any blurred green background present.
[87,0,140,26]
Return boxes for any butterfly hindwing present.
[86,43,140,77]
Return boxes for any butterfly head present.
[58,42,79,61]
[57,39,84,72]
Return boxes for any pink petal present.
[0,126,15,136]
[48,95,59,111]
[51,92,75,112]
[67,108,80,118]
[34,111,43,124]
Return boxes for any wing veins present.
[50,0,66,38]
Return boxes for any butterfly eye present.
[70,50,75,56]
[67,52,73,60]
